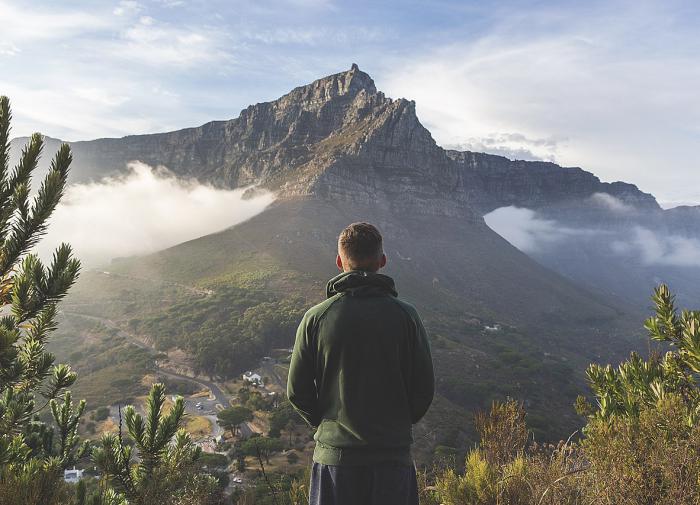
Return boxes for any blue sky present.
[1,0,699,206]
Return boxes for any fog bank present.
[485,206,700,268]
[37,162,274,266]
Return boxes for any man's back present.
[287,222,434,505]
[287,270,434,466]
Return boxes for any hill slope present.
[61,66,655,457]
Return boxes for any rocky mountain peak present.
[270,64,378,114]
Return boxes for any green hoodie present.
[287,270,434,466]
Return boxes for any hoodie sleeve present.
[409,311,435,424]
[287,310,319,428]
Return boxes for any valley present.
[12,64,698,499]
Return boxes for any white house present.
[242,371,263,386]
[64,467,84,483]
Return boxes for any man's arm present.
[287,311,319,428]
[409,313,434,424]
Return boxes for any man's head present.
[336,222,387,273]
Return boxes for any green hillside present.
[65,197,644,457]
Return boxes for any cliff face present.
[9,65,698,307]
[447,150,661,214]
[9,64,665,223]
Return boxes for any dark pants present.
[309,462,418,505]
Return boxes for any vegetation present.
[421,284,700,505]
[92,382,225,505]
[0,96,83,504]
[128,286,305,379]
[217,406,253,438]
[0,96,225,505]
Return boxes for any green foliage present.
[130,287,305,378]
[92,383,224,505]
[217,406,253,437]
[581,394,700,504]
[93,406,110,422]
[0,457,71,505]
[587,284,700,423]
[198,452,228,469]
[239,436,284,463]
[0,96,86,504]
[428,286,700,504]
[430,400,584,505]
[49,391,88,466]
[268,400,296,438]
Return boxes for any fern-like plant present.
[586,284,700,424]
[93,383,222,505]
[0,95,84,504]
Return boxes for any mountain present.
[52,65,666,460]
[11,64,698,311]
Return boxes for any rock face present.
[9,65,656,219]
[447,150,660,214]
[9,64,698,305]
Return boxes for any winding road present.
[62,310,231,439]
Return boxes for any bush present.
[426,285,700,505]
[94,406,110,422]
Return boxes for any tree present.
[217,406,253,438]
[92,382,224,505]
[240,436,283,464]
[585,284,700,424]
[0,96,84,504]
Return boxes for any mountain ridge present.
[10,64,673,215]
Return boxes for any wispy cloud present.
[446,132,563,161]
[38,162,275,266]
[117,16,232,67]
[589,193,635,213]
[486,205,700,268]
[484,206,602,252]
[611,227,700,268]
[384,1,700,205]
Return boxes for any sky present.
[1,0,699,207]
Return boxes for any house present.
[242,371,263,386]
[64,467,84,483]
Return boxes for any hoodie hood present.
[326,271,398,298]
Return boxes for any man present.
[287,222,434,505]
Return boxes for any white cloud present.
[0,1,113,42]
[37,162,275,266]
[0,41,20,56]
[383,2,700,205]
[589,193,634,213]
[613,227,700,268]
[487,206,700,268]
[117,16,232,67]
[113,0,143,16]
[484,206,587,252]
[446,132,563,161]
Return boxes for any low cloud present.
[612,227,700,268]
[589,192,634,213]
[484,206,585,252]
[37,162,274,266]
[486,206,700,268]
[447,133,562,162]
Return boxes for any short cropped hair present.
[338,222,383,269]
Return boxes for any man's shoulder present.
[391,297,422,322]
[302,293,344,322]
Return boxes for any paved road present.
[259,362,286,390]
[156,367,229,408]
[64,311,230,405]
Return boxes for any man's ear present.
[336,254,344,271]
[379,253,387,269]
